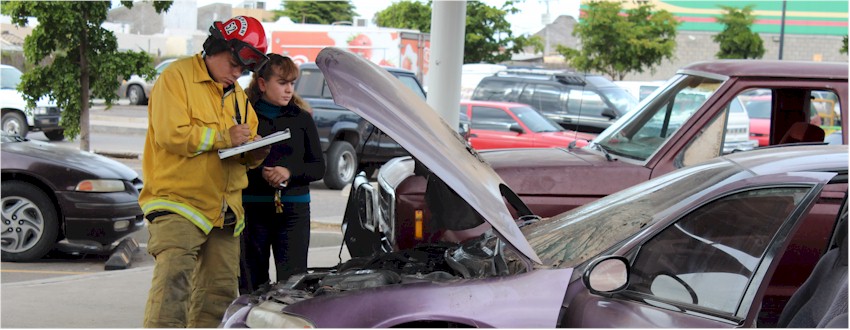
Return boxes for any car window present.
[296,69,327,98]
[473,79,520,101]
[598,87,639,114]
[1,67,22,89]
[596,74,724,162]
[511,106,564,132]
[471,106,516,131]
[518,84,562,114]
[395,74,426,100]
[811,90,842,135]
[627,187,810,314]
[567,89,607,117]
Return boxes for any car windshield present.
[592,74,726,162]
[523,160,736,268]
[511,106,564,132]
[1,67,22,89]
[598,87,638,113]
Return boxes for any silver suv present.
[471,69,638,134]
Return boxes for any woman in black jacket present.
[240,54,325,293]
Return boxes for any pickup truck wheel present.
[43,129,65,141]
[127,85,147,105]
[1,181,60,262]
[325,141,357,190]
[2,112,28,137]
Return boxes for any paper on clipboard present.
[218,128,290,159]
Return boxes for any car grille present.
[727,127,747,135]
[45,106,61,116]
[378,180,396,244]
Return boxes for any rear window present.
[296,69,328,98]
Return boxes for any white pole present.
[425,0,466,130]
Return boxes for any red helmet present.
[210,16,269,72]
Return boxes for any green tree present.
[2,0,171,151]
[713,5,765,59]
[277,1,356,25]
[374,0,542,63]
[557,1,679,80]
[841,35,848,54]
[374,1,431,32]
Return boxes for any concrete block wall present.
[622,32,848,81]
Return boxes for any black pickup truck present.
[295,63,429,189]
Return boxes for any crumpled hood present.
[3,139,138,181]
[316,47,541,264]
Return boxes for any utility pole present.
[778,0,786,60]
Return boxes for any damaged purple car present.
[220,47,848,328]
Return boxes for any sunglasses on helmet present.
[209,26,269,73]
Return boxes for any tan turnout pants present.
[143,213,239,328]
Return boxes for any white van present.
[0,65,64,140]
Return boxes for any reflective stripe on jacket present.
[138,54,261,236]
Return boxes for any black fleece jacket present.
[243,99,325,199]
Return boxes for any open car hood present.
[316,47,541,264]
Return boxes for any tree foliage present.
[374,1,431,32]
[277,1,356,25]
[841,35,848,54]
[374,0,542,63]
[556,1,679,81]
[712,5,765,59]
[1,0,170,150]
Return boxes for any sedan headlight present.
[246,301,315,328]
[75,179,125,192]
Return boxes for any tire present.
[324,141,358,190]
[43,129,65,141]
[1,181,60,262]
[2,111,29,138]
[127,84,147,105]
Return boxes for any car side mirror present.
[601,108,618,120]
[509,123,524,134]
[458,122,470,139]
[583,256,629,294]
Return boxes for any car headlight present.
[246,301,315,328]
[32,106,50,115]
[75,179,125,192]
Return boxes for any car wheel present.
[1,181,60,262]
[43,129,65,141]
[1,111,29,137]
[127,85,147,105]
[324,141,357,190]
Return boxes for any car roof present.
[680,60,848,80]
[299,61,416,75]
[722,144,847,175]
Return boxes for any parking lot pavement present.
[0,239,350,328]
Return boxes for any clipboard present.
[218,129,290,159]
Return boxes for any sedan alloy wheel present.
[1,181,59,261]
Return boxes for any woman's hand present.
[262,166,291,188]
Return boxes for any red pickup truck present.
[375,60,848,326]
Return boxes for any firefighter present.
[138,16,269,328]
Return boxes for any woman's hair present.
[246,53,311,112]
